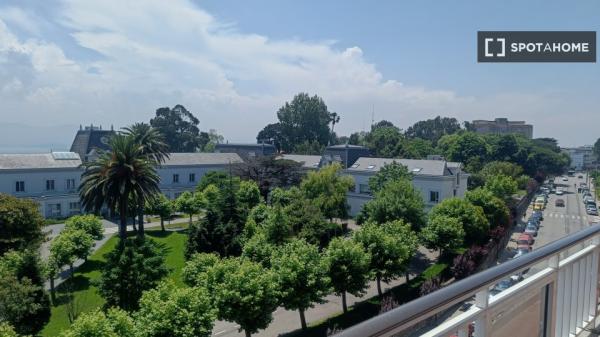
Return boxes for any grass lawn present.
[41,229,188,337]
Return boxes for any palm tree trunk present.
[160,218,165,231]
[119,200,127,241]
[131,214,137,232]
[245,330,251,337]
[69,264,74,278]
[137,196,145,238]
[189,213,192,225]
[377,274,382,297]
[299,308,307,330]
[342,291,348,313]
[49,277,56,303]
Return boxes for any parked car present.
[562,177,569,182]
[587,208,598,216]
[579,175,584,179]
[555,199,565,207]
[556,189,564,195]
[524,223,538,237]
[513,247,531,259]
[517,233,534,246]
[532,210,544,220]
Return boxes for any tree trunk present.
[119,200,128,241]
[342,291,348,313]
[299,308,307,330]
[377,274,382,297]
[137,196,145,238]
[189,213,192,226]
[69,264,74,278]
[131,214,137,232]
[405,271,410,283]
[245,330,252,337]
[49,277,56,303]
[160,218,165,232]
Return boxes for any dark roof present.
[215,143,276,149]
[70,128,115,160]
[0,152,82,170]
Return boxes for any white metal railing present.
[334,225,600,337]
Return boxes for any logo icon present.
[484,38,505,57]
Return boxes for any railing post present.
[475,289,489,337]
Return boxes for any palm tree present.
[122,123,170,236]
[79,134,161,240]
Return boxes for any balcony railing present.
[334,224,600,337]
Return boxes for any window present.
[69,202,80,210]
[359,184,371,194]
[367,164,376,169]
[248,151,256,157]
[429,191,440,203]
[66,178,76,190]
[189,173,196,183]
[453,189,457,196]
[46,180,55,191]
[456,173,460,185]
[15,181,25,192]
[173,174,179,183]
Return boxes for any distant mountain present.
[0,123,78,153]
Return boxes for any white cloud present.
[0,0,586,149]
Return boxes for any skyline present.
[0,0,599,152]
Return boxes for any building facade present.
[562,146,597,171]
[345,157,468,216]
[321,144,370,168]
[472,118,533,139]
[70,125,115,162]
[0,152,83,218]
[0,151,243,218]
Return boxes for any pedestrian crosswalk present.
[545,213,587,220]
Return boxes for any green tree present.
[358,179,426,231]
[429,198,489,245]
[0,322,20,337]
[145,194,174,231]
[363,124,404,158]
[466,188,510,229]
[323,237,371,313]
[65,215,104,240]
[0,194,45,254]
[0,250,50,335]
[400,138,435,159]
[175,191,201,226]
[368,162,412,193]
[182,253,220,287]
[293,140,325,155]
[196,171,238,193]
[122,122,170,237]
[50,229,93,277]
[97,238,168,311]
[207,258,279,337]
[421,215,465,257]
[484,174,518,201]
[405,116,462,145]
[480,161,523,180]
[79,134,160,240]
[135,280,216,337]
[237,180,261,217]
[270,239,330,330]
[256,93,336,152]
[300,163,354,220]
[234,157,303,199]
[353,221,417,296]
[437,132,489,171]
[149,105,202,152]
[241,233,276,268]
[61,308,135,337]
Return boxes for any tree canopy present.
[405,116,463,145]
[149,105,203,152]
[300,163,354,220]
[0,194,45,254]
[429,198,489,245]
[420,215,465,257]
[256,93,337,152]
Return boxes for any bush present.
[97,238,169,311]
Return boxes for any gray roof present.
[215,143,276,149]
[346,157,453,176]
[278,154,322,168]
[326,144,369,150]
[161,153,243,166]
[0,152,82,170]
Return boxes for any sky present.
[0,0,598,152]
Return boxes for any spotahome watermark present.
[478,31,596,62]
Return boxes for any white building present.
[345,157,469,216]
[0,152,83,218]
[562,146,597,171]
[0,151,243,218]
[157,152,243,199]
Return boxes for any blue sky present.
[0,0,598,152]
